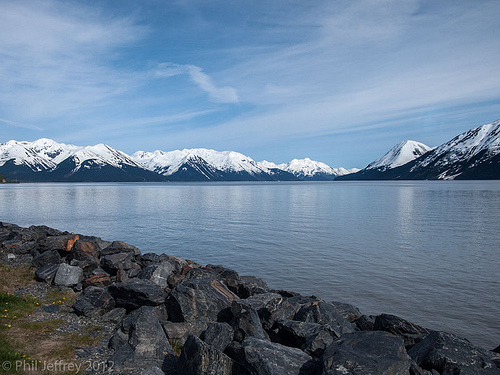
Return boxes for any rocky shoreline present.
[1,221,499,375]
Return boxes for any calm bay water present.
[1,181,499,349]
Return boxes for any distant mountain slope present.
[366,140,432,170]
[1,139,359,182]
[0,140,164,182]
[340,120,500,180]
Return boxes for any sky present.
[1,0,500,168]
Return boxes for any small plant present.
[169,338,184,357]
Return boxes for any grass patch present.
[169,338,184,357]
[45,289,77,306]
[0,265,35,293]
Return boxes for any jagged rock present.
[200,322,234,352]
[101,240,141,256]
[138,262,175,289]
[66,239,100,274]
[100,252,136,274]
[230,299,268,342]
[321,331,413,375]
[108,279,166,309]
[355,314,376,331]
[38,234,80,254]
[1,239,37,254]
[138,253,162,267]
[408,331,498,374]
[73,286,115,317]
[53,263,83,287]
[28,225,65,237]
[274,320,335,357]
[32,250,61,269]
[224,274,269,298]
[109,306,176,373]
[492,344,500,354]
[35,263,60,283]
[236,293,296,331]
[294,301,355,338]
[177,335,233,375]
[242,336,314,375]
[102,307,127,324]
[374,314,431,348]
[166,278,237,322]
[330,301,363,322]
[162,322,209,346]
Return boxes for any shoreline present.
[1,221,499,374]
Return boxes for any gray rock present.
[53,263,83,287]
[237,293,296,331]
[109,306,176,373]
[355,314,376,331]
[374,314,431,348]
[32,250,61,269]
[35,263,60,283]
[231,299,268,342]
[162,321,209,346]
[38,234,80,254]
[330,300,363,322]
[275,320,335,357]
[408,331,498,374]
[108,279,166,310]
[141,366,164,375]
[177,335,233,375]
[100,252,136,273]
[321,331,413,375]
[294,301,355,338]
[73,286,115,317]
[166,278,238,322]
[138,262,176,289]
[242,336,313,375]
[102,307,127,324]
[101,240,141,256]
[224,274,270,299]
[201,322,234,352]
[66,239,100,274]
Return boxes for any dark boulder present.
[354,314,376,331]
[109,306,176,373]
[374,314,431,349]
[242,336,314,375]
[101,240,141,256]
[35,263,60,283]
[166,278,238,322]
[53,263,84,287]
[138,262,175,289]
[321,331,413,375]
[200,322,234,352]
[108,279,166,310]
[38,234,80,254]
[73,286,115,317]
[100,252,136,274]
[177,335,233,375]
[330,300,363,322]
[102,307,127,324]
[66,239,100,275]
[230,299,268,342]
[238,293,297,331]
[162,321,209,346]
[294,301,355,338]
[32,250,61,269]
[408,331,498,374]
[28,225,65,237]
[223,274,270,299]
[275,320,335,357]
[82,273,111,288]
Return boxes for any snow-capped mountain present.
[399,120,500,180]
[0,140,163,182]
[340,119,500,180]
[273,158,360,181]
[132,148,298,181]
[365,140,432,171]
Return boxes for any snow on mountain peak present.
[366,140,432,170]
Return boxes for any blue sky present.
[1,0,500,168]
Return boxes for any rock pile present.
[1,222,499,375]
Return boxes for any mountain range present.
[339,119,500,180]
[1,119,499,182]
[0,139,358,182]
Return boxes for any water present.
[1,181,499,349]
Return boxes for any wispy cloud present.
[0,118,42,131]
[155,63,239,103]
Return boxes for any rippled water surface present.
[1,181,499,349]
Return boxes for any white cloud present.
[156,63,239,103]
